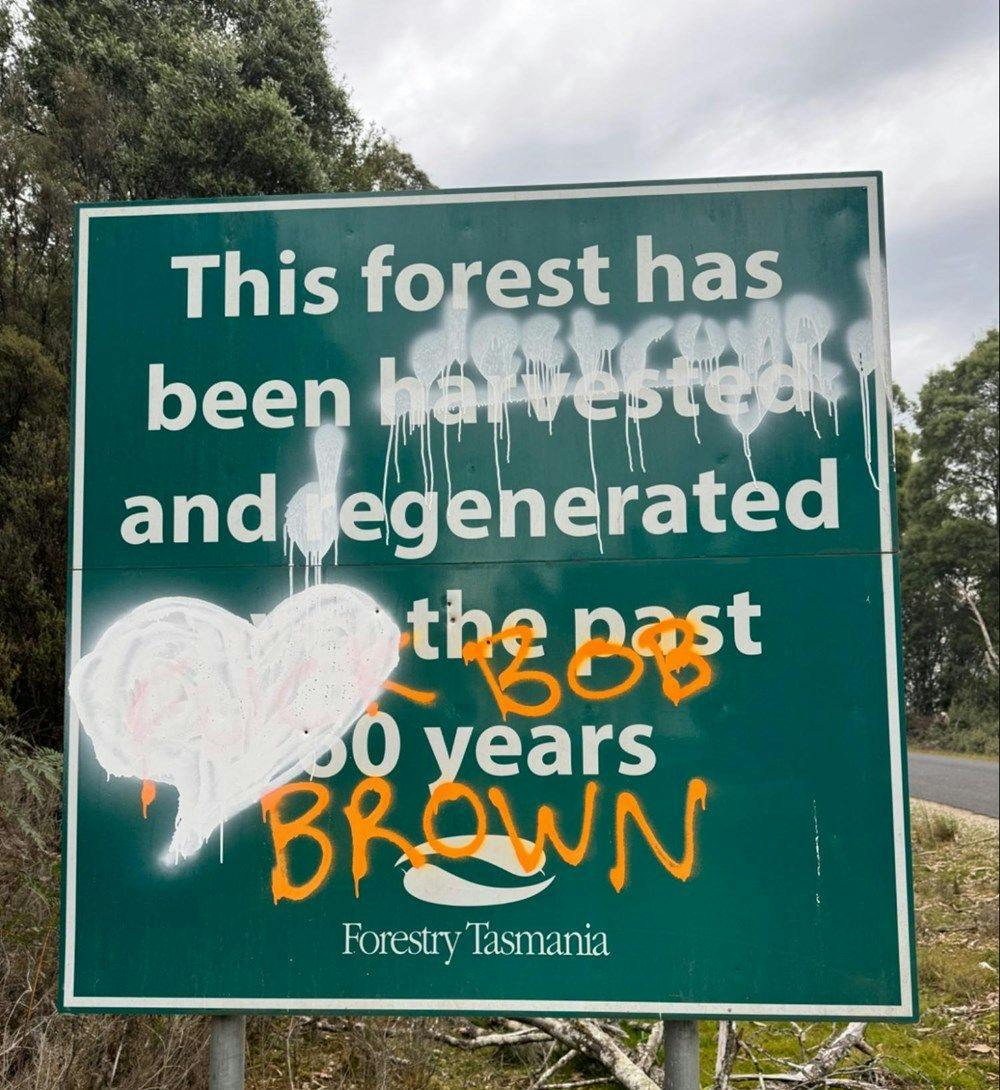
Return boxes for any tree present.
[0,0,429,747]
[900,330,999,749]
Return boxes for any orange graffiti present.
[260,782,334,904]
[383,680,436,705]
[343,777,426,896]
[260,776,707,901]
[380,628,437,706]
[488,781,599,871]
[634,617,713,706]
[609,777,708,892]
[365,701,379,716]
[140,779,156,819]
[462,625,562,720]
[465,618,713,717]
[567,639,644,701]
[423,782,488,859]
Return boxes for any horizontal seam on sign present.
[65,547,900,575]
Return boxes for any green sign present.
[61,175,916,1018]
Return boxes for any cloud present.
[328,0,999,394]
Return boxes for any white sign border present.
[62,174,914,1017]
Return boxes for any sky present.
[326,0,999,397]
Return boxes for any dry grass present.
[0,734,531,1089]
[0,731,211,1088]
[2,732,997,1089]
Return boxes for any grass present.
[1,731,997,1089]
[906,716,999,759]
[909,746,1000,764]
[711,801,999,1090]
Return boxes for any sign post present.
[209,1015,246,1090]
[60,174,916,1035]
[662,1020,700,1090]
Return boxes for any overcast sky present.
[327,0,998,396]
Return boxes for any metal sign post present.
[209,1015,245,1090]
[662,1020,700,1090]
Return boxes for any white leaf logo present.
[398,834,555,906]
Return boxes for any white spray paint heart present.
[69,585,400,863]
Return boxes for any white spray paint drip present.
[733,395,768,482]
[470,314,521,498]
[675,314,725,385]
[812,799,822,909]
[857,257,894,397]
[380,297,882,529]
[726,317,781,481]
[381,389,421,545]
[397,834,553,906]
[410,329,449,497]
[818,365,843,435]
[283,424,346,593]
[68,585,401,864]
[381,391,402,544]
[437,304,469,501]
[619,318,673,473]
[522,315,560,421]
[848,319,880,489]
[785,295,832,439]
[536,336,569,435]
[750,300,784,368]
[570,311,619,555]
[674,315,724,445]
[727,317,751,371]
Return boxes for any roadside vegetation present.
[1,0,997,759]
[0,2,997,1088]
[3,732,997,1089]
[895,330,998,757]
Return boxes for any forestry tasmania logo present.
[397,834,555,906]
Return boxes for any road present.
[908,750,999,819]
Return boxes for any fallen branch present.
[516,1018,661,1090]
[420,1016,879,1090]
[714,1021,739,1089]
[527,1047,577,1090]
[797,1023,869,1082]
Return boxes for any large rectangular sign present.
[61,174,916,1017]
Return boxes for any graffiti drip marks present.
[381,297,885,519]
[69,585,401,863]
[283,424,347,590]
[261,775,709,903]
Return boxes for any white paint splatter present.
[437,305,469,500]
[377,295,883,537]
[470,314,521,496]
[812,799,822,909]
[619,317,673,472]
[69,586,401,864]
[283,424,346,591]
[848,319,880,488]
[409,329,448,496]
[784,295,832,439]
[569,312,619,554]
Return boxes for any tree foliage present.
[900,330,999,751]
[0,0,429,747]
